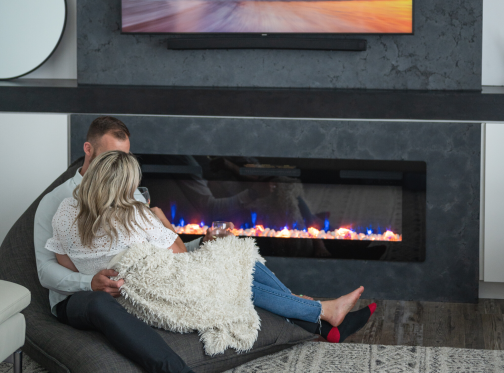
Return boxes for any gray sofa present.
[0,159,316,373]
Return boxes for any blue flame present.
[367,225,373,235]
[251,212,257,226]
[324,219,330,232]
[171,204,176,221]
[293,222,297,229]
[200,221,205,227]
[179,218,185,227]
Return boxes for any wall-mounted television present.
[121,0,413,34]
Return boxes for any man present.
[34,116,205,373]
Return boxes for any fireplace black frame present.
[137,154,426,262]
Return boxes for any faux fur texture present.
[108,235,265,356]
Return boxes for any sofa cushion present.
[0,281,30,325]
[0,158,316,373]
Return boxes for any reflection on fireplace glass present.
[138,155,426,262]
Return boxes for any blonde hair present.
[73,150,151,248]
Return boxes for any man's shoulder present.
[34,175,77,247]
[36,178,76,217]
[39,178,75,205]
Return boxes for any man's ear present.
[83,142,93,157]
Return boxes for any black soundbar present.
[166,37,367,51]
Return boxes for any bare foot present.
[292,294,314,300]
[320,286,364,327]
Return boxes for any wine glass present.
[138,187,151,207]
[211,221,233,238]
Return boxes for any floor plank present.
[445,303,466,348]
[421,302,450,347]
[317,298,504,350]
[462,302,486,350]
[482,314,504,350]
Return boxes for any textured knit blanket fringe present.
[107,235,265,356]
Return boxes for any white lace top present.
[45,197,178,275]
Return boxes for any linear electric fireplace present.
[71,115,480,302]
[138,154,426,262]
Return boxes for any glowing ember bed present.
[174,224,402,242]
[138,155,425,262]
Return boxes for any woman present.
[46,151,374,345]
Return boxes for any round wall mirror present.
[0,0,66,80]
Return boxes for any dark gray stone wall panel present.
[77,0,482,90]
[71,115,480,302]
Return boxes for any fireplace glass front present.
[138,155,426,262]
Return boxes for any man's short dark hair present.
[86,116,130,146]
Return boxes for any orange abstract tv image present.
[122,0,413,34]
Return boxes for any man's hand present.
[202,222,235,243]
[91,269,124,298]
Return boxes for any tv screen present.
[122,0,413,34]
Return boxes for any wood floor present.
[339,298,504,350]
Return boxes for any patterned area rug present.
[2,342,504,373]
[0,355,47,373]
[225,343,504,372]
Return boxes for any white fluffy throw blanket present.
[107,235,265,356]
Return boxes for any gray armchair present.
[0,158,315,373]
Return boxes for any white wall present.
[480,281,504,299]
[482,122,504,283]
[0,113,68,245]
[20,0,77,80]
[482,0,504,86]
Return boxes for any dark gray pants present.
[56,291,194,373]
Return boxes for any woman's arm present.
[150,207,187,253]
[168,237,188,254]
[55,253,79,272]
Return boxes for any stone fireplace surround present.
[71,115,480,303]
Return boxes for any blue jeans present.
[251,262,322,323]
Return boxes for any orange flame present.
[173,223,401,242]
[276,228,291,238]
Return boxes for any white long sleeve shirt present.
[34,168,201,316]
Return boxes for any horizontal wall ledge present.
[1,80,504,122]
